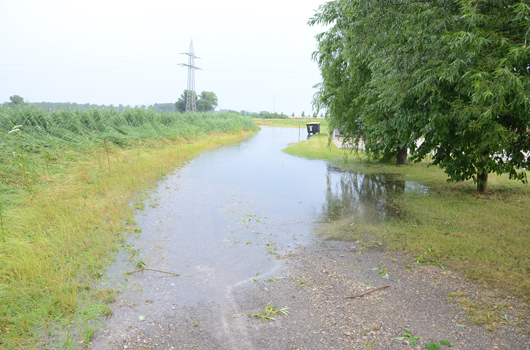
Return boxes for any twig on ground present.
[344,285,391,299]
[125,268,188,276]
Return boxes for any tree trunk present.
[396,146,407,165]
[477,169,488,193]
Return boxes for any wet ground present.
[90,127,529,349]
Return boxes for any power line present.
[179,39,200,113]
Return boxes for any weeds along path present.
[0,106,257,348]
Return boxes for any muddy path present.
[90,127,529,349]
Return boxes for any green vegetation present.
[376,264,388,279]
[251,111,289,119]
[284,135,530,298]
[396,330,452,349]
[413,247,446,270]
[310,1,530,191]
[0,105,257,348]
[396,329,420,345]
[249,302,289,323]
[7,95,25,107]
[283,133,338,160]
[425,341,453,350]
[3,96,178,113]
[255,117,329,132]
[175,90,218,113]
[447,291,506,331]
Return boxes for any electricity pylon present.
[179,39,200,113]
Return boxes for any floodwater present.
[92,126,426,346]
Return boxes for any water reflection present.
[318,164,428,239]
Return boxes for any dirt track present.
[91,240,529,350]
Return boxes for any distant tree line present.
[0,96,177,112]
[3,94,293,119]
[251,111,289,119]
[1,94,217,114]
[150,103,177,112]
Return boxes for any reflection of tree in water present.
[322,165,405,224]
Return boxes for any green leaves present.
[396,329,420,345]
[396,330,452,348]
[413,246,446,269]
[175,90,218,113]
[250,301,289,323]
[311,0,530,191]
[425,340,453,349]
[376,264,389,279]
[425,343,441,350]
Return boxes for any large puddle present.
[317,164,427,239]
[99,126,426,309]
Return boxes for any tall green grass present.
[0,105,254,150]
[0,106,257,348]
[0,106,254,200]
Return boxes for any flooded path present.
[91,126,413,346]
[90,127,527,349]
[97,127,417,300]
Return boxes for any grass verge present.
[284,134,530,300]
[0,107,257,348]
[254,117,329,132]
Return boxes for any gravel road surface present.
[91,241,529,350]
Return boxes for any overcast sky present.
[0,0,326,115]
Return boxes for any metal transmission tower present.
[179,39,201,113]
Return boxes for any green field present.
[0,106,257,348]
[254,117,330,132]
[284,134,530,300]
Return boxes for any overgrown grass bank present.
[284,134,530,299]
[0,106,257,348]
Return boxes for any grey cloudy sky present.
[0,0,326,115]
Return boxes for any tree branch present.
[344,285,391,299]
[125,268,187,276]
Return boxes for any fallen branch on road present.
[343,285,391,299]
[125,268,187,276]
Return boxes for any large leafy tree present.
[8,95,25,107]
[311,0,530,192]
[197,91,218,112]
[310,1,453,165]
[175,90,218,113]
[175,90,197,113]
[418,0,530,192]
